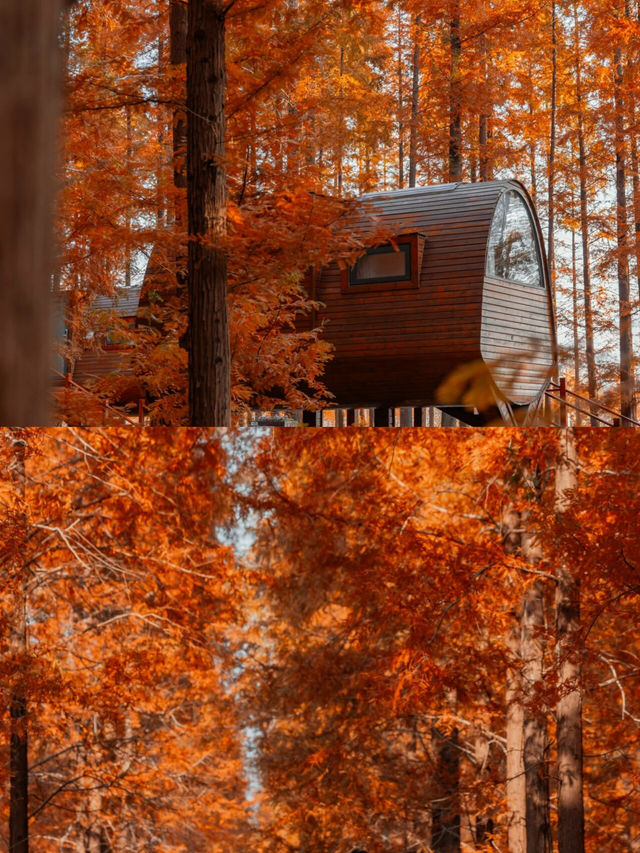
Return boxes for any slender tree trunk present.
[555,429,585,853]
[171,0,188,197]
[409,15,420,188]
[548,0,557,309]
[397,5,404,188]
[125,106,133,290]
[503,509,526,853]
[170,0,188,313]
[336,46,345,194]
[571,217,581,425]
[8,434,28,853]
[573,5,598,423]
[186,0,231,425]
[431,723,461,852]
[576,92,598,421]
[632,135,640,299]
[521,574,552,853]
[448,0,462,181]
[0,1,73,425]
[478,32,490,181]
[613,44,635,423]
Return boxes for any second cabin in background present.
[300,180,557,424]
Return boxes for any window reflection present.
[486,191,542,287]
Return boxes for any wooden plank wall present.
[301,180,555,409]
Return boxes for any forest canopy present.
[1,426,639,851]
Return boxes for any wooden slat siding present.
[310,182,502,405]
[481,276,554,404]
[297,179,555,408]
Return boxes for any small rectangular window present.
[349,242,412,285]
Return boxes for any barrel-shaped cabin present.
[302,180,556,422]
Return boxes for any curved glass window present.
[486,190,543,287]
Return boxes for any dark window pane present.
[350,243,411,284]
[486,191,542,287]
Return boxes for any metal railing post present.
[559,377,567,427]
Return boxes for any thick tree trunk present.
[448,0,462,181]
[409,16,420,188]
[8,435,28,853]
[613,45,635,423]
[555,429,585,853]
[187,0,231,425]
[0,1,71,425]
[503,509,526,853]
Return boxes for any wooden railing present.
[544,378,640,427]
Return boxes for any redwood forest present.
[4,0,640,424]
[1,427,639,851]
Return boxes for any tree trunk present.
[547,0,557,309]
[574,4,598,424]
[503,509,526,853]
[397,5,404,189]
[409,15,420,188]
[336,46,345,194]
[632,135,640,300]
[0,1,71,425]
[478,32,490,182]
[521,577,552,853]
[555,429,585,853]
[187,0,231,426]
[448,0,462,181]
[571,212,581,424]
[8,434,29,853]
[431,724,461,852]
[171,0,188,197]
[613,44,634,423]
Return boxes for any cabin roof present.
[91,287,142,317]
[52,286,142,318]
[353,180,523,240]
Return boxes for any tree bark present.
[0,1,71,425]
[555,429,585,853]
[613,43,635,423]
[8,434,29,853]
[448,0,462,181]
[187,0,231,425]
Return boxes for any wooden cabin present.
[53,287,143,403]
[301,180,556,423]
